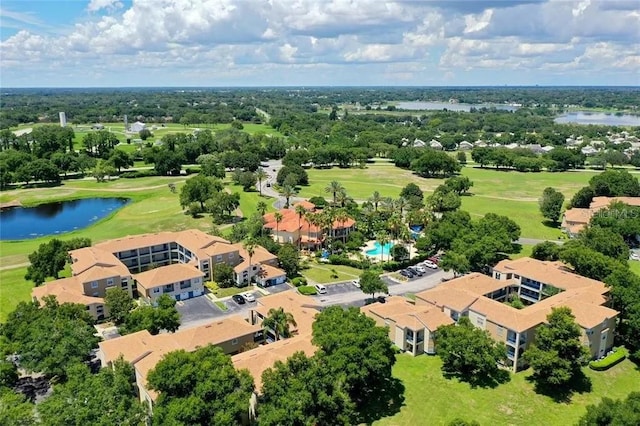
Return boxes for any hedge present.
[327,253,432,271]
[291,277,307,287]
[120,169,158,179]
[298,285,317,295]
[589,347,628,371]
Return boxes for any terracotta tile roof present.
[135,263,204,291]
[590,196,640,210]
[94,232,177,254]
[75,263,130,284]
[69,247,123,276]
[361,296,454,331]
[32,277,104,306]
[562,208,592,225]
[263,207,355,235]
[232,334,316,392]
[254,291,321,335]
[258,264,287,280]
[293,200,316,211]
[416,287,479,312]
[445,272,515,295]
[232,244,278,273]
[493,258,609,293]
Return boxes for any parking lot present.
[176,295,224,325]
[315,280,362,297]
[263,282,294,294]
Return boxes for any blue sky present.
[1,0,639,87]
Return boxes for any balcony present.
[162,285,175,293]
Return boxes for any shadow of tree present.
[526,370,593,403]
[356,377,406,425]
[443,367,511,389]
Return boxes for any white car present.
[422,260,438,269]
[352,279,361,288]
[631,253,640,261]
[241,292,256,302]
[315,284,327,294]
[415,265,427,274]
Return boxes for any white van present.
[315,284,327,294]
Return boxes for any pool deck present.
[361,240,418,262]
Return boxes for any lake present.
[395,101,519,112]
[0,197,130,240]
[554,111,640,126]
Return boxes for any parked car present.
[232,294,246,305]
[399,270,410,278]
[241,292,256,302]
[352,279,361,288]
[266,182,271,187]
[428,256,440,265]
[315,284,327,294]
[415,265,427,274]
[402,269,415,278]
[407,266,422,276]
[423,260,438,269]
[376,295,386,304]
[631,253,640,261]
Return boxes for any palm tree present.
[274,211,283,242]
[262,307,297,341]
[243,238,256,285]
[399,226,413,260]
[382,197,395,214]
[395,197,408,217]
[255,169,268,196]
[387,214,403,241]
[280,184,297,208]
[294,204,307,249]
[334,208,351,243]
[256,201,267,216]
[376,231,390,263]
[335,188,350,208]
[370,191,383,211]
[325,181,344,205]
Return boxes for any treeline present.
[471,147,587,172]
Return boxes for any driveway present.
[263,282,294,294]
[176,295,224,325]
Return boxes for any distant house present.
[527,144,545,154]
[541,145,555,153]
[413,138,426,148]
[458,141,473,150]
[92,123,104,130]
[130,121,146,133]
[505,143,520,150]
[429,140,443,150]
[581,146,599,156]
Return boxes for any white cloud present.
[1,0,639,86]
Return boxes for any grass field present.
[297,163,595,240]
[301,263,362,284]
[376,355,640,426]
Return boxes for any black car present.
[232,294,246,304]
[403,269,415,278]
[407,266,422,276]
[376,296,386,304]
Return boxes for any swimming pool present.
[365,241,394,257]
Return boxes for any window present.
[153,288,160,294]
[106,278,114,286]
[232,338,238,345]
[495,272,501,280]
[506,273,512,279]
[228,253,235,259]
[91,281,98,289]
[92,292,99,297]
[216,255,223,262]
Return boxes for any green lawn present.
[0,268,33,322]
[301,263,363,284]
[228,184,276,217]
[511,244,535,260]
[376,355,640,426]
[297,163,594,240]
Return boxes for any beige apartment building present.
[415,257,619,372]
[561,196,640,237]
[361,296,453,355]
[32,229,287,320]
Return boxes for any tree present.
[570,186,595,208]
[400,183,423,201]
[410,151,461,177]
[444,176,473,195]
[277,243,300,278]
[531,241,561,261]
[196,154,226,178]
[589,170,640,197]
[274,211,283,238]
[256,168,268,196]
[153,149,183,175]
[429,186,461,213]
[38,361,147,426]
[375,231,390,262]
[25,238,68,285]
[578,225,629,262]
[312,306,396,406]
[147,345,254,426]
[435,316,508,386]
[179,175,222,210]
[104,287,135,325]
[325,180,345,205]
[0,360,18,389]
[578,392,640,426]
[92,159,116,182]
[439,251,471,277]
[0,389,35,426]
[456,151,467,164]
[262,307,297,341]
[280,184,297,208]
[1,297,99,379]
[370,190,383,211]
[212,262,235,288]
[243,237,257,285]
[257,200,268,216]
[523,307,590,390]
[539,187,565,223]
[108,149,133,172]
[359,269,388,299]
[391,244,409,262]
[259,352,354,426]
[122,295,180,335]
[238,171,257,192]
[139,128,152,140]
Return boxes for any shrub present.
[327,254,365,269]
[298,285,317,295]
[589,347,628,371]
[291,277,307,287]
[184,167,200,175]
[120,169,158,179]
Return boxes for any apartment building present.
[361,296,453,355]
[415,258,618,372]
[32,229,287,320]
[98,315,263,405]
[248,290,321,341]
[263,201,356,249]
[561,196,640,237]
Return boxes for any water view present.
[0,197,130,240]
[395,101,519,112]
[554,111,640,126]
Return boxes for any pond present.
[554,111,640,126]
[0,197,130,240]
[395,101,519,112]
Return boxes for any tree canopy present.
[539,187,565,223]
[578,391,640,426]
[121,294,181,335]
[147,345,254,426]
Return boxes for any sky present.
[0,0,639,87]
